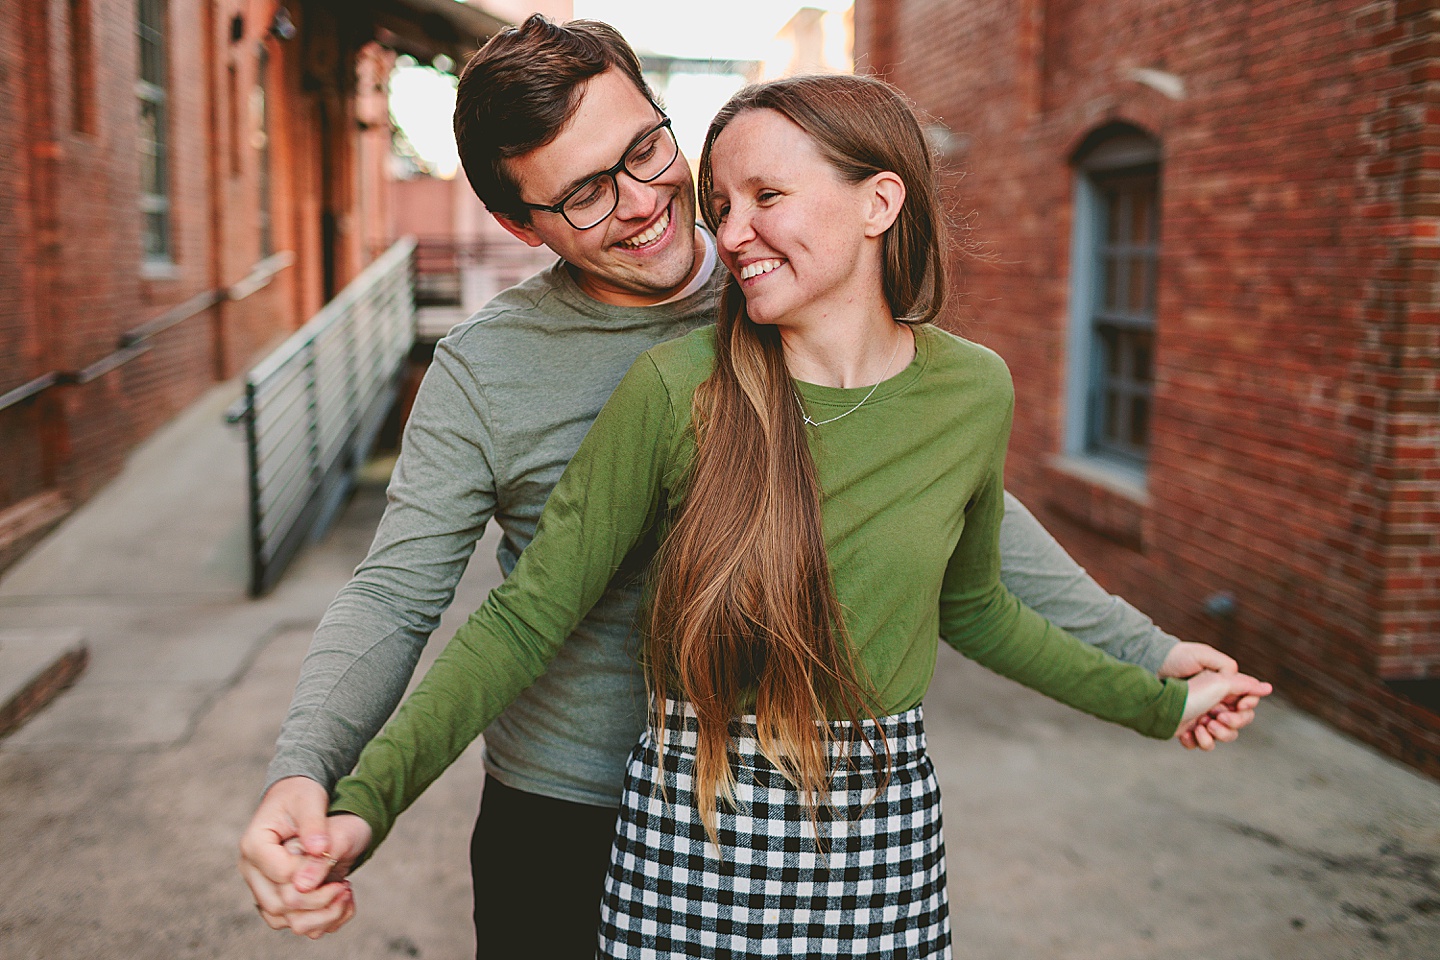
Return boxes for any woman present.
[328,75,1268,958]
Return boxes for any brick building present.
[0,0,505,570]
[853,0,1439,775]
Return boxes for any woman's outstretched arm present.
[328,353,682,856]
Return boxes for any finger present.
[240,857,292,918]
[290,883,354,939]
[332,890,357,932]
[1192,645,1239,675]
[281,879,350,913]
[293,853,341,895]
[1204,717,1240,743]
[293,815,332,863]
[1209,707,1256,732]
[258,904,292,932]
[1174,715,1201,749]
[305,888,357,938]
[240,825,303,888]
[1234,675,1274,698]
[1192,721,1216,751]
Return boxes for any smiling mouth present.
[617,205,671,250]
[739,259,785,281]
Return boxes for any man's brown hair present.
[454,15,653,222]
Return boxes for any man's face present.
[498,68,701,307]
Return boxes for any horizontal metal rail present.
[229,238,416,596]
[0,252,296,414]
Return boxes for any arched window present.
[1066,125,1161,478]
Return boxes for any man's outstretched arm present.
[997,491,1259,749]
[240,342,500,930]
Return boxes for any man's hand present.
[1158,641,1237,679]
[239,777,347,934]
[1160,642,1264,750]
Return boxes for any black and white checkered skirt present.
[598,702,950,958]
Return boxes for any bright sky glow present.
[389,64,461,178]
[572,0,852,61]
[389,2,854,177]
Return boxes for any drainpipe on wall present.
[204,1,229,379]
[22,0,68,489]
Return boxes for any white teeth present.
[618,207,670,249]
[740,259,784,281]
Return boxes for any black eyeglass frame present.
[517,116,678,231]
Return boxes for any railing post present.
[241,380,263,597]
[303,340,322,508]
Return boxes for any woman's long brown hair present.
[645,75,948,843]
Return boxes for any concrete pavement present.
[1,381,1437,959]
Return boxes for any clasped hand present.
[238,776,370,939]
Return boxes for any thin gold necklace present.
[795,326,905,427]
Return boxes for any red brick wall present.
[0,1,406,563]
[855,0,1440,776]
[394,176,460,239]
[0,6,46,508]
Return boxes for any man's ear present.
[862,171,906,238]
[492,212,547,248]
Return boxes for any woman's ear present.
[862,171,906,238]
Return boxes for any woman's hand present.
[1160,642,1264,750]
[1178,670,1273,751]
[272,813,373,939]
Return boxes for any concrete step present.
[0,628,88,738]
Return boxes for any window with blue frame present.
[1067,127,1161,477]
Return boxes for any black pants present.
[470,776,620,959]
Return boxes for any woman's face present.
[707,109,884,328]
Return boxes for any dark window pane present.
[137,0,169,261]
[1130,395,1149,448]
[1133,331,1153,385]
[144,211,169,258]
[1130,188,1152,244]
[1105,385,1121,440]
[1085,159,1159,463]
[1127,255,1147,312]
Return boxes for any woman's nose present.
[717,210,753,252]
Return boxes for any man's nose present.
[613,171,660,223]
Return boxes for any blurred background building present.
[2,0,1434,782]
[853,0,1439,777]
[0,0,509,569]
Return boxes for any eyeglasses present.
[519,117,679,231]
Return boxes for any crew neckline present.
[791,324,932,412]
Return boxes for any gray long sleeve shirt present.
[267,249,1178,808]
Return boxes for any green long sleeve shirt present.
[332,323,1186,852]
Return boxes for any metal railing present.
[227,238,416,596]
[0,252,294,414]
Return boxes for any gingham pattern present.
[598,703,951,959]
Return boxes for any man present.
[239,15,1256,955]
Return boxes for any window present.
[69,0,95,134]
[256,44,273,257]
[1066,127,1161,478]
[137,0,171,264]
